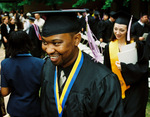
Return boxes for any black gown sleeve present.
[1,24,9,39]
[120,41,149,85]
[97,21,106,39]
[104,44,111,70]
[145,32,150,59]
[84,73,124,117]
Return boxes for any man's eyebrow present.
[41,37,45,41]
[52,39,62,41]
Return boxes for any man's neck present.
[138,20,145,26]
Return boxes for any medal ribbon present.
[54,50,84,117]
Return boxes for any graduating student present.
[34,9,124,117]
[28,16,43,58]
[131,13,150,41]
[97,11,117,43]
[104,11,149,117]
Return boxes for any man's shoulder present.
[132,21,140,27]
[83,52,112,76]
[39,18,45,22]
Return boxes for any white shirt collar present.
[138,20,144,26]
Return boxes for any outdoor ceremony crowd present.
[0,8,150,117]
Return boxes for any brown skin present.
[34,13,40,20]
[42,32,81,68]
[1,87,11,96]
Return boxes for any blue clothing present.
[1,54,45,116]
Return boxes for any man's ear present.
[74,32,81,46]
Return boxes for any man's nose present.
[45,44,55,55]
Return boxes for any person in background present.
[35,9,124,117]
[34,13,45,33]
[104,11,149,117]
[23,12,31,34]
[1,16,10,58]
[91,10,100,38]
[14,10,23,31]
[9,18,17,33]
[97,11,117,43]
[102,12,109,21]
[1,31,45,117]
[28,16,43,58]
[131,13,150,41]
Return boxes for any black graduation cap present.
[109,11,117,19]
[140,12,148,17]
[28,16,35,21]
[115,11,132,25]
[32,9,86,37]
[114,11,136,41]
[94,11,100,16]
[103,12,109,17]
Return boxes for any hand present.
[81,28,84,32]
[139,37,145,41]
[3,37,7,43]
[100,38,103,43]
[115,61,121,70]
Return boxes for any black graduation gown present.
[28,25,42,58]
[131,21,150,40]
[97,19,114,43]
[78,16,86,33]
[41,52,124,117]
[1,23,9,48]
[91,18,100,39]
[104,41,149,117]
[79,15,95,34]
[146,32,150,60]
[9,24,15,33]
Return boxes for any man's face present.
[42,33,81,67]
[110,16,115,22]
[141,15,148,23]
[34,14,40,20]
[103,15,109,21]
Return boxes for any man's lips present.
[49,54,60,62]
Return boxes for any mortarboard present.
[94,11,100,16]
[140,12,148,17]
[32,9,86,37]
[28,16,35,21]
[114,11,135,41]
[115,11,132,25]
[109,11,117,19]
[103,12,109,16]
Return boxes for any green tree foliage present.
[72,0,96,7]
[0,3,17,12]
[0,0,150,11]
[101,0,113,9]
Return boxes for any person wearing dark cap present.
[102,12,109,21]
[104,11,149,117]
[97,11,117,43]
[131,13,150,41]
[91,10,101,38]
[28,16,43,58]
[33,9,124,117]
[80,8,95,35]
